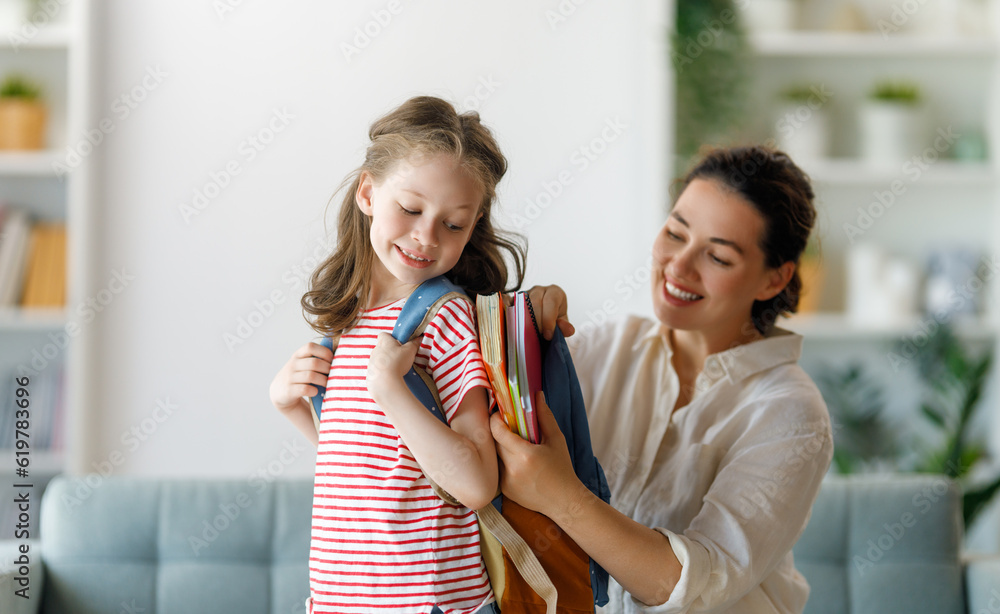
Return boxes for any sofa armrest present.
[0,540,42,614]
[965,553,1000,613]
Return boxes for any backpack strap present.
[391,276,468,425]
[310,336,337,427]
[478,504,558,614]
[308,276,466,425]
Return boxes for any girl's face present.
[651,178,791,335]
[357,153,483,303]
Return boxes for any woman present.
[497,146,834,613]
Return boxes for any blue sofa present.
[1,477,312,614]
[2,474,999,613]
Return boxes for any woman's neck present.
[668,319,764,376]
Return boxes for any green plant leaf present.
[920,403,947,428]
[0,74,42,100]
[964,472,1000,528]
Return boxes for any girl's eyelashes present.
[666,229,683,241]
[398,204,465,232]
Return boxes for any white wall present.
[84,1,670,477]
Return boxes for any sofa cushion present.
[39,477,312,614]
[793,474,965,614]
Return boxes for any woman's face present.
[651,178,789,335]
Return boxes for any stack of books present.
[0,204,66,308]
[476,292,542,443]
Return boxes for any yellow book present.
[19,225,47,307]
[48,224,66,306]
[36,225,56,306]
[475,292,519,434]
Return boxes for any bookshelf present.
[740,24,1000,341]
[0,0,92,536]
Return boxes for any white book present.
[0,209,31,307]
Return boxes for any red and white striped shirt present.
[308,296,494,614]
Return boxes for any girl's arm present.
[368,333,498,511]
[490,393,681,606]
[269,340,336,448]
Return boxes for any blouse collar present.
[639,323,804,399]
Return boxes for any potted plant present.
[819,324,1000,529]
[774,83,830,164]
[0,73,46,150]
[672,0,750,166]
[858,79,926,166]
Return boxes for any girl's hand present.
[269,339,337,414]
[526,284,575,340]
[367,333,421,400]
[490,391,582,518]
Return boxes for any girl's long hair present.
[302,96,526,336]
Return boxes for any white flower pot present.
[847,245,919,327]
[774,103,829,163]
[738,0,799,33]
[856,0,961,37]
[0,0,29,33]
[858,101,926,166]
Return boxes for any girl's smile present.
[395,244,435,268]
[356,153,483,306]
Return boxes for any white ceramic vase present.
[775,103,829,163]
[858,101,926,166]
[738,0,799,33]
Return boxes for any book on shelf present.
[475,291,542,444]
[0,362,65,451]
[0,204,66,309]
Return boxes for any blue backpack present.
[311,276,611,613]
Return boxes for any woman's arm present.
[368,333,498,511]
[491,392,682,606]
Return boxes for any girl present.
[269,96,525,614]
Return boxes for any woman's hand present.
[269,339,337,414]
[367,333,421,401]
[526,285,575,340]
[490,391,585,518]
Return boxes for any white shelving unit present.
[744,25,1000,342]
[751,31,998,58]
[0,0,92,478]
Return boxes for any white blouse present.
[569,316,833,614]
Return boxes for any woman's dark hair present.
[679,145,817,334]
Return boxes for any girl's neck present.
[366,261,417,310]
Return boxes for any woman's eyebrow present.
[671,211,745,255]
